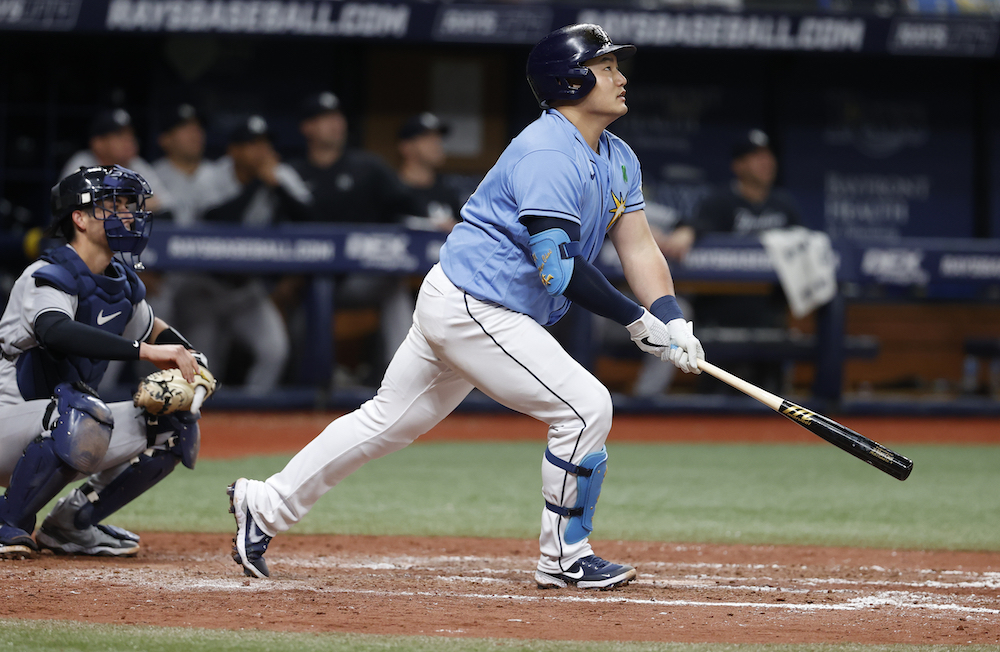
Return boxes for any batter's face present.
[580,53,628,120]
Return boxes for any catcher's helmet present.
[526,24,636,109]
[50,165,154,264]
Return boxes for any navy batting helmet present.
[526,24,636,109]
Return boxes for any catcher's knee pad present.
[50,382,114,474]
[72,443,183,530]
[146,413,200,470]
[544,446,608,545]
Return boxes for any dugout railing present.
[121,224,1000,415]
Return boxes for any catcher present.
[0,165,216,558]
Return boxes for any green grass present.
[2,620,997,652]
[63,441,1000,551]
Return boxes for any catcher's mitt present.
[133,366,217,416]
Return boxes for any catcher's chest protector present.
[16,247,145,400]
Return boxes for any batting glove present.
[666,319,704,374]
[626,308,672,361]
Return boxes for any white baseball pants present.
[244,263,614,572]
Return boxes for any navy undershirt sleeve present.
[565,261,644,325]
[523,216,644,326]
[154,325,194,349]
[34,311,141,361]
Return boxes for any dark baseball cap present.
[731,129,771,160]
[229,114,271,144]
[89,108,133,138]
[398,112,450,141]
[299,91,341,121]
[160,103,202,134]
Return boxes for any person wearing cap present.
[60,108,173,215]
[656,129,801,262]
[148,103,228,337]
[692,129,801,237]
[152,103,227,227]
[287,92,424,386]
[165,114,304,394]
[396,113,462,233]
[681,128,804,394]
[202,114,311,225]
[290,91,422,225]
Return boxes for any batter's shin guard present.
[72,447,180,530]
[544,446,608,545]
[0,436,78,533]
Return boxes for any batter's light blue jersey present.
[440,109,644,326]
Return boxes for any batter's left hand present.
[626,308,671,360]
[666,319,704,374]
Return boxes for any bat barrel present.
[782,402,914,481]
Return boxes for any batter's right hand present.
[666,319,704,374]
[626,308,672,361]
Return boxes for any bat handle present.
[699,360,783,411]
[190,386,208,419]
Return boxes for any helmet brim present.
[593,43,636,64]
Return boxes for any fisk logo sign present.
[861,248,928,285]
[345,233,418,271]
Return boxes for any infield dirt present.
[2,412,997,645]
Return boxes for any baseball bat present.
[698,360,913,481]
[190,386,208,419]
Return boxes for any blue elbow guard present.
[528,228,581,297]
[544,446,609,545]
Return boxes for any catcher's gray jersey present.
[0,254,153,408]
[0,250,156,486]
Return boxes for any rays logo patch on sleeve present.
[607,191,627,230]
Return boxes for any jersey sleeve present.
[123,301,155,343]
[24,282,76,335]
[625,149,645,214]
[510,150,584,225]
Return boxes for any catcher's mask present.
[50,165,154,270]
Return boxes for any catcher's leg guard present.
[70,416,196,529]
[148,412,201,470]
[0,437,78,533]
[544,446,608,545]
[0,383,114,533]
[50,382,115,474]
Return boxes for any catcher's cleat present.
[0,523,39,558]
[228,478,271,578]
[35,487,140,556]
[36,522,139,556]
[535,554,636,590]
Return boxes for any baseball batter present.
[229,24,705,589]
[0,165,209,558]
